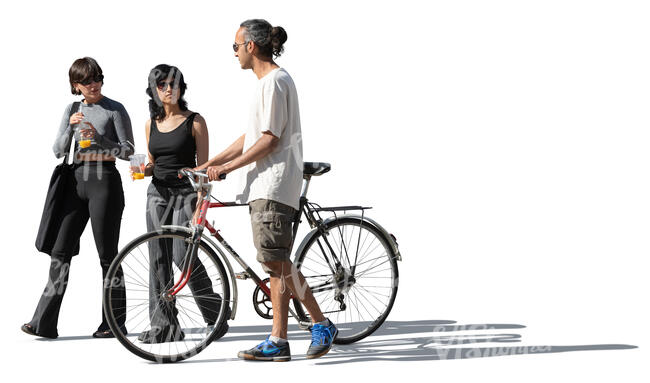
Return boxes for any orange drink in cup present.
[129,154,147,180]
[75,126,93,149]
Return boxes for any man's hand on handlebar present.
[206,165,228,181]
[177,167,226,183]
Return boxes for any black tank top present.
[149,113,198,187]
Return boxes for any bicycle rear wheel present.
[103,229,231,363]
[292,217,398,344]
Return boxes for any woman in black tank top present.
[148,111,199,187]
[135,64,229,343]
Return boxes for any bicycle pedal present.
[235,272,250,280]
[298,321,311,330]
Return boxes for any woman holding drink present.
[131,64,229,343]
[22,57,134,339]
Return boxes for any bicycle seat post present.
[301,175,312,199]
[301,162,331,200]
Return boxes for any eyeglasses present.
[79,75,104,86]
[232,41,248,52]
[157,81,179,91]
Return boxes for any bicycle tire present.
[292,217,399,344]
[103,229,231,363]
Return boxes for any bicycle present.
[103,162,402,363]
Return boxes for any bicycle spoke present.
[306,247,334,270]
[299,262,328,277]
[352,237,382,270]
[353,253,390,269]
[111,298,149,323]
[354,283,392,302]
[175,300,205,342]
[176,296,223,318]
[132,248,156,284]
[356,267,393,278]
[350,285,377,319]
[294,219,398,343]
[121,259,150,289]
[355,256,393,278]
[136,244,168,292]
[103,230,232,362]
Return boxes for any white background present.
[1,0,648,381]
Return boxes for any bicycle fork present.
[164,228,203,300]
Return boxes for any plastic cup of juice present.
[129,154,147,180]
[79,138,91,148]
[75,127,92,148]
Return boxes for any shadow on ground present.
[36,319,638,364]
[186,319,638,364]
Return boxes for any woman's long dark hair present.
[146,64,188,121]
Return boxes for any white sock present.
[269,335,288,345]
[317,318,330,326]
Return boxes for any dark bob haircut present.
[146,64,188,121]
[69,57,103,95]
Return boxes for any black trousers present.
[28,162,126,337]
[146,182,223,329]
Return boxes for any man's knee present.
[262,260,293,277]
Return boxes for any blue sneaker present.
[237,336,291,362]
[307,319,338,359]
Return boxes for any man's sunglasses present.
[233,41,248,52]
[79,75,104,85]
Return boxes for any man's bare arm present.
[195,134,245,170]
[206,132,279,180]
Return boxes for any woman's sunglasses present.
[157,81,179,91]
[79,75,104,85]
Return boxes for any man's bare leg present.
[265,260,326,338]
[269,275,290,339]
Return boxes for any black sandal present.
[93,326,127,338]
[21,324,57,339]
[92,329,115,338]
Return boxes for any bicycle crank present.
[253,278,273,319]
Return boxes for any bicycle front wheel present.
[293,217,399,344]
[103,229,231,363]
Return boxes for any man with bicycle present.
[197,19,337,361]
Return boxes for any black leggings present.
[29,161,126,337]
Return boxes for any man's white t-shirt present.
[236,68,304,211]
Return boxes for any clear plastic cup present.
[75,126,92,148]
[129,154,147,180]
[76,104,93,148]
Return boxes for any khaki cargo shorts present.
[249,199,297,274]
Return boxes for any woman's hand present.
[177,167,193,179]
[129,163,149,181]
[144,163,154,177]
[79,121,96,139]
[69,112,84,125]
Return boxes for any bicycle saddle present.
[303,162,331,176]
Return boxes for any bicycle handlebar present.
[178,168,226,190]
